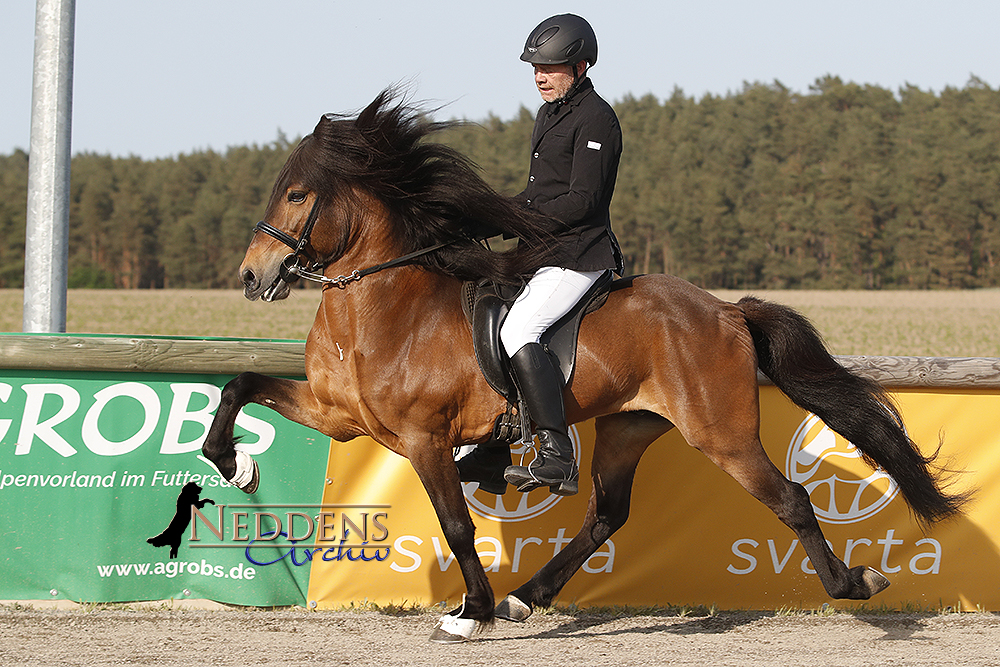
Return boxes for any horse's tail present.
[736,295,969,527]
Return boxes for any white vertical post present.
[23,0,75,333]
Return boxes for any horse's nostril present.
[241,268,257,288]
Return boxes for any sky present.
[2,0,999,159]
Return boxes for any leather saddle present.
[461,272,615,443]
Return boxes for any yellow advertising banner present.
[307,388,998,611]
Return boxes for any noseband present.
[253,199,455,293]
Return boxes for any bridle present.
[252,197,455,297]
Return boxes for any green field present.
[2,287,1000,358]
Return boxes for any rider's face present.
[533,62,583,103]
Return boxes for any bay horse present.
[201,90,966,643]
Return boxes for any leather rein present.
[253,198,454,293]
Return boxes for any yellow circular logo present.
[785,414,899,524]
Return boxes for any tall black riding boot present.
[455,444,510,495]
[503,343,579,496]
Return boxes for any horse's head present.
[240,120,354,302]
[240,182,317,302]
[239,94,426,302]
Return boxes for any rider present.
[458,13,624,497]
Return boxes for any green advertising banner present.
[0,365,329,606]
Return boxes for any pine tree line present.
[1,76,998,289]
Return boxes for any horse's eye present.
[288,191,307,203]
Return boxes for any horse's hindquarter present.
[572,274,760,432]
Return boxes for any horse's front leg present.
[407,441,494,643]
[202,371,329,493]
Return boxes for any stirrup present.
[504,453,578,496]
[513,476,578,496]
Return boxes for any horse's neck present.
[311,202,465,352]
[316,268,463,340]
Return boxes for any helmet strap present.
[549,65,587,107]
[556,62,586,106]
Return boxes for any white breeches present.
[500,266,606,357]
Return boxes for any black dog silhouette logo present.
[147,482,215,559]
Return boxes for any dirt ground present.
[3,604,1000,666]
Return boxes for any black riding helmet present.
[520,14,598,68]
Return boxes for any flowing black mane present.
[269,88,560,283]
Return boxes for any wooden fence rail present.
[0,335,307,377]
[1,335,1000,388]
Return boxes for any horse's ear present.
[305,122,324,148]
[315,114,335,133]
[357,88,393,130]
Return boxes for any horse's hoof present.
[230,451,260,494]
[495,594,532,622]
[242,460,260,494]
[429,614,476,644]
[862,567,890,596]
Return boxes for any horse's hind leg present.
[497,411,669,621]
[693,417,890,600]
